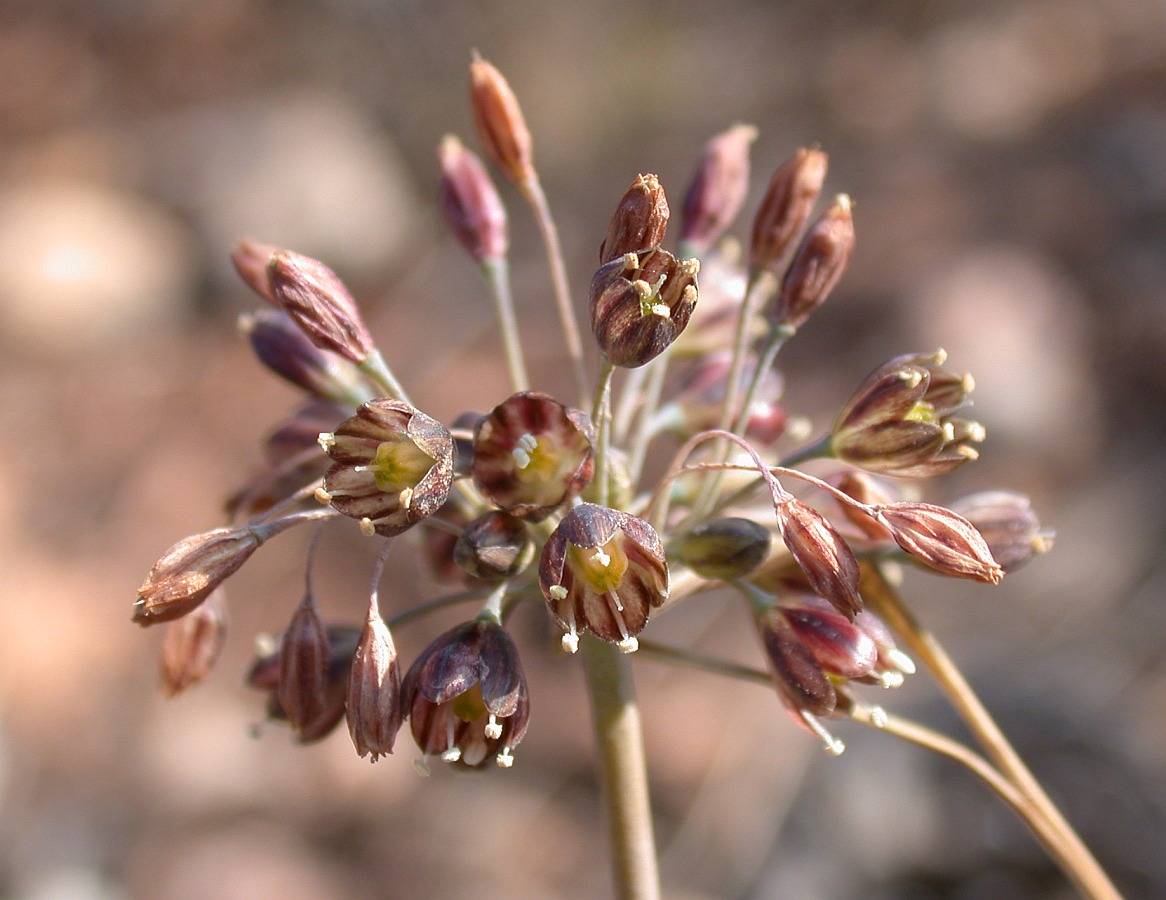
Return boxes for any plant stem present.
[860,563,1121,900]
[582,636,661,900]
[482,258,530,392]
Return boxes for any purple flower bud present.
[346,599,402,761]
[438,134,509,264]
[772,194,854,331]
[750,148,828,273]
[267,250,375,364]
[680,124,756,253]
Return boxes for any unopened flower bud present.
[469,55,534,186]
[267,250,375,363]
[772,194,854,331]
[772,496,863,618]
[675,517,771,580]
[590,248,699,368]
[680,124,757,253]
[873,501,1004,584]
[454,510,534,580]
[539,503,669,653]
[402,620,529,769]
[134,526,260,626]
[231,237,278,303]
[471,391,594,520]
[438,134,508,264]
[599,173,670,264]
[750,148,828,273]
[949,491,1054,573]
[780,597,878,679]
[242,309,373,406]
[278,594,331,737]
[321,400,455,537]
[756,605,837,717]
[159,589,227,697]
[346,597,402,761]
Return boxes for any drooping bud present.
[469,55,534,187]
[590,248,699,368]
[471,391,594,520]
[402,620,530,769]
[267,250,375,363]
[159,589,228,696]
[772,496,863,618]
[675,517,772,580]
[756,605,837,717]
[134,526,260,626]
[872,501,1004,584]
[539,503,669,653]
[241,309,373,406]
[780,596,878,679]
[231,237,278,303]
[454,510,535,580]
[320,400,455,537]
[750,148,828,273]
[832,350,984,477]
[346,596,402,761]
[278,594,332,736]
[679,124,757,254]
[438,134,508,265]
[599,173,670,264]
[950,490,1054,573]
[771,194,854,331]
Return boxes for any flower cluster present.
[136,55,1053,772]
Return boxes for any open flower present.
[401,620,529,770]
[320,399,454,537]
[539,503,669,653]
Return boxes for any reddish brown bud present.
[873,501,1005,584]
[750,148,828,273]
[590,248,700,368]
[231,237,278,303]
[454,510,535,580]
[469,55,534,186]
[159,589,228,696]
[599,174,670,264]
[772,195,854,331]
[438,134,508,264]
[321,400,455,537]
[134,526,260,626]
[950,490,1054,573]
[680,124,757,253]
[267,250,375,363]
[346,599,402,761]
[278,594,332,736]
[756,606,837,717]
[780,598,877,679]
[471,391,594,521]
[675,517,772,580]
[539,503,669,653]
[402,620,529,769]
[772,496,863,618]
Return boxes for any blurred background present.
[2,0,1165,897]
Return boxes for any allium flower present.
[320,399,455,537]
[346,598,402,761]
[770,194,854,332]
[438,134,508,265]
[950,490,1054,573]
[159,589,228,697]
[471,391,594,520]
[401,620,529,770]
[832,350,985,477]
[750,147,829,273]
[453,510,534,580]
[600,173,670,264]
[872,501,1004,584]
[539,503,669,653]
[680,124,757,254]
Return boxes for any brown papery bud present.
[159,589,228,696]
[773,497,863,618]
[346,598,402,761]
[950,491,1054,573]
[469,54,534,186]
[438,134,508,264]
[874,502,1004,584]
[278,594,332,736]
[680,124,757,253]
[772,195,854,331]
[750,148,828,273]
[231,237,278,303]
[267,250,375,363]
[134,527,260,626]
[600,174,670,264]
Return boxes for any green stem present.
[482,258,530,392]
[582,636,660,900]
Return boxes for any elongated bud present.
[773,497,863,618]
[873,502,1004,584]
[599,173,670,264]
[231,237,278,303]
[134,526,260,626]
[680,124,757,253]
[469,55,534,186]
[346,596,402,761]
[750,148,828,273]
[267,250,375,363]
[438,134,508,264]
[675,516,771,580]
[278,594,331,735]
[159,589,228,696]
[950,491,1054,572]
[772,194,854,331]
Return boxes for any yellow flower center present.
[450,683,488,723]
[905,400,938,425]
[368,436,435,493]
[512,433,560,484]
[568,536,629,594]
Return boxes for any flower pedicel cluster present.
[133,55,1111,895]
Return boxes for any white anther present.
[561,631,579,654]
[318,432,335,451]
[591,548,611,567]
[868,706,889,728]
[359,517,376,537]
[484,716,502,740]
[617,636,639,654]
[441,747,462,763]
[887,648,916,675]
[548,585,568,601]
[399,486,414,510]
[314,487,333,504]
[800,710,845,757]
[649,302,671,318]
[496,748,514,768]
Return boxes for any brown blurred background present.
[2,0,1165,897]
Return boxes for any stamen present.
[800,710,845,756]
[359,517,376,537]
[887,648,916,675]
[399,486,414,510]
[441,747,462,763]
[314,487,333,504]
[561,630,579,654]
[591,548,611,568]
[877,671,905,689]
[484,715,502,740]
[548,585,568,601]
[496,747,514,768]
[868,706,889,728]
[318,432,335,452]
[512,433,538,469]
[617,636,639,654]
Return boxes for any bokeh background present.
[2,0,1166,897]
